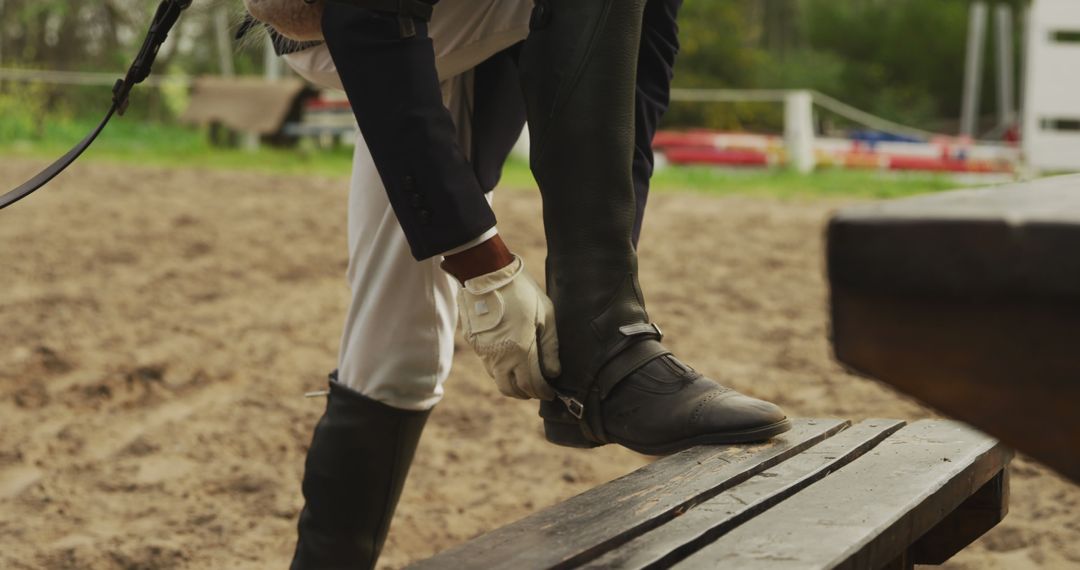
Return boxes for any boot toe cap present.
[697,391,789,432]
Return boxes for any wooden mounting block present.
[827,174,1080,483]
[410,419,1010,569]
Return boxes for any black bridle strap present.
[1,0,192,211]
[0,106,117,210]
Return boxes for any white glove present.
[458,255,560,400]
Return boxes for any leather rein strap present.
[0,0,192,211]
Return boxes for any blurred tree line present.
[0,1,266,75]
[674,0,1028,133]
[0,0,1029,132]
[0,0,266,124]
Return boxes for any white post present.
[995,4,1017,128]
[511,126,531,161]
[0,0,6,68]
[1018,2,1029,123]
[213,7,235,77]
[961,2,989,138]
[241,131,261,152]
[784,90,816,174]
[264,36,282,81]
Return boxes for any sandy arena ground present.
[0,159,1077,569]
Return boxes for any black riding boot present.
[521,0,792,456]
[291,374,430,570]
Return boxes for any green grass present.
[2,116,358,178]
[647,164,965,199]
[502,157,969,199]
[1,117,973,198]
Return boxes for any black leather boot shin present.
[522,0,791,455]
[291,376,430,570]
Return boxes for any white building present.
[1024,0,1080,172]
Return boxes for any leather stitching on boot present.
[690,388,728,425]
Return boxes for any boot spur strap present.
[595,323,670,398]
[555,323,667,419]
[554,323,669,443]
[555,390,606,444]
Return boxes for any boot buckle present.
[618,323,664,341]
[557,394,585,419]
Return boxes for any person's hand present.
[456,255,560,400]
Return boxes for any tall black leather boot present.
[291,374,430,570]
[521,0,792,456]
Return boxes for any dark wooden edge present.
[910,467,1011,565]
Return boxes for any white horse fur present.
[243,0,325,42]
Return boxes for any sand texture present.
[0,160,1077,569]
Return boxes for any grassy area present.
[1,116,359,178]
[1,117,972,198]
[648,164,965,199]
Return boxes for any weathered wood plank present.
[674,420,1012,570]
[407,419,848,570]
[910,468,1010,565]
[827,175,1080,483]
[582,419,906,570]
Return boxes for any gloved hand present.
[458,255,560,400]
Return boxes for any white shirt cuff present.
[439,227,500,257]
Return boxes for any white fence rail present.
[3,68,1024,173]
[0,67,192,88]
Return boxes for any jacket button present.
[418,210,432,225]
[410,193,423,208]
[403,176,416,192]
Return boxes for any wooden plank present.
[582,419,906,569]
[407,419,848,570]
[827,175,1080,483]
[910,468,1010,564]
[674,420,1012,570]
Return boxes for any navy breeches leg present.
[632,0,684,246]
[523,0,793,454]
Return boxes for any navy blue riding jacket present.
[321,0,683,261]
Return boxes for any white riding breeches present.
[284,0,532,411]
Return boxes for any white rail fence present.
[0,67,192,88]
[3,68,1023,173]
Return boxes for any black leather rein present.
[0,0,192,211]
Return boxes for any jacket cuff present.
[439,227,499,257]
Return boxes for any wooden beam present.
[406,419,848,570]
[673,421,1011,569]
[582,420,906,569]
[828,175,1080,483]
